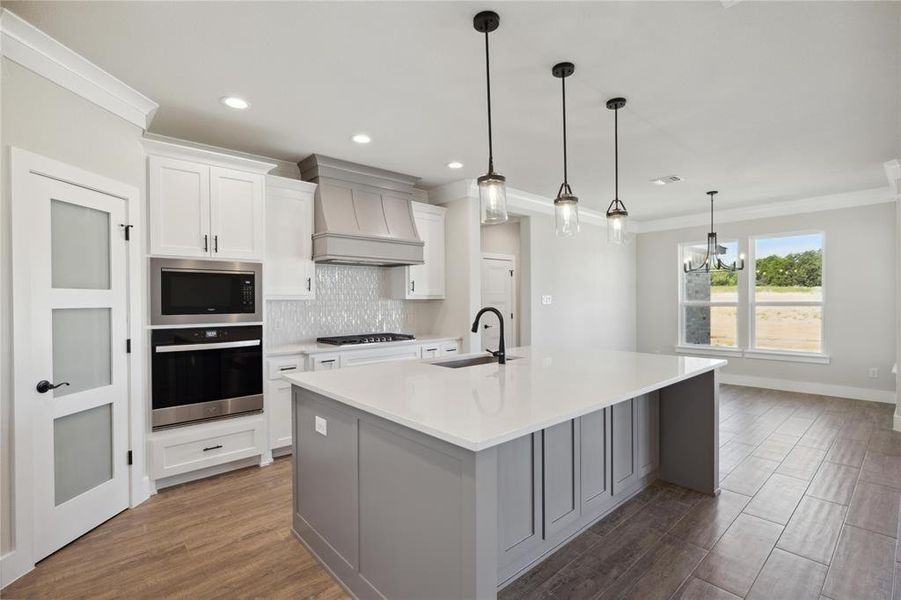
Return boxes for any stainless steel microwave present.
[150,258,262,325]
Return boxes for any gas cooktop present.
[316,333,416,346]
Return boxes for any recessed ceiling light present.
[351,133,371,144]
[447,161,464,169]
[220,96,250,110]
[650,175,684,185]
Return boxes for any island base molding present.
[291,369,719,600]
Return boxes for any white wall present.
[636,202,897,399]
[524,214,636,350]
[0,57,146,556]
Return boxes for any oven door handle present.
[155,340,261,353]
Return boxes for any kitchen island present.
[283,347,726,600]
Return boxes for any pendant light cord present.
[562,76,568,187]
[484,31,494,174]
[614,107,619,201]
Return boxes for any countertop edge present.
[267,336,462,357]
[284,360,727,452]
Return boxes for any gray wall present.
[636,202,897,395]
[524,214,636,351]
[0,58,146,554]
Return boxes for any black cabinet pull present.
[203,234,209,252]
[214,235,219,253]
[307,277,312,291]
[411,280,415,292]
[202,444,223,452]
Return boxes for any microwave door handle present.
[155,340,261,353]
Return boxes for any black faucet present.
[471,307,506,364]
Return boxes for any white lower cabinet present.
[150,415,266,480]
[267,380,293,450]
[312,353,341,371]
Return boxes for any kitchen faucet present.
[471,307,506,364]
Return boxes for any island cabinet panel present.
[358,421,465,600]
[294,395,358,570]
[497,433,543,567]
[636,392,660,478]
[542,420,581,538]
[612,399,636,496]
[580,408,614,515]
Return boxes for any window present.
[751,233,824,353]
[679,240,739,348]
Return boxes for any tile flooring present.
[500,384,900,600]
[3,384,898,599]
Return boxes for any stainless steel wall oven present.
[151,325,263,428]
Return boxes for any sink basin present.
[432,355,518,369]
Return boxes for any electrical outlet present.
[315,415,327,436]
[541,295,553,305]
[868,368,879,379]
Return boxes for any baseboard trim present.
[720,373,897,404]
[153,456,262,491]
[0,547,32,589]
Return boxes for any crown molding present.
[266,173,317,193]
[0,8,158,129]
[634,186,895,233]
[142,134,276,174]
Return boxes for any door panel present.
[480,257,514,350]
[21,174,130,561]
[580,409,613,514]
[149,156,210,257]
[612,399,636,496]
[542,420,580,537]
[497,433,541,566]
[210,167,263,260]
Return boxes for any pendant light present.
[552,62,579,237]
[683,191,746,272]
[473,11,507,224]
[605,97,629,244]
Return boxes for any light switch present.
[315,416,327,436]
[541,295,553,305]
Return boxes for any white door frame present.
[481,252,518,348]
[5,148,147,586]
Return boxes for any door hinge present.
[127,450,133,465]
[119,224,133,241]
[126,338,131,353]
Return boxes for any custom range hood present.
[299,154,424,266]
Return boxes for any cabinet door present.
[149,156,210,257]
[267,381,293,450]
[542,420,580,538]
[210,167,264,260]
[311,354,340,371]
[265,183,315,298]
[408,204,446,298]
[580,409,614,516]
[497,433,542,570]
[611,399,636,497]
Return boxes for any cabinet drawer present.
[421,344,442,359]
[268,355,303,379]
[439,341,460,356]
[311,353,341,371]
[150,417,264,479]
[339,346,422,368]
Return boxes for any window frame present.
[747,230,827,360]
[677,238,741,352]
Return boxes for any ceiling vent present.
[650,175,684,186]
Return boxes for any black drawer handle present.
[426,348,438,352]
[321,359,336,364]
[279,365,297,371]
[202,444,223,452]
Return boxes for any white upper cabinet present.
[209,167,264,260]
[265,175,317,299]
[390,202,446,299]
[145,137,274,261]
[149,156,211,258]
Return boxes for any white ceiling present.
[5,1,900,219]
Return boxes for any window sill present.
[674,345,831,365]
[675,345,743,358]
[744,349,831,364]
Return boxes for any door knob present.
[36,380,69,394]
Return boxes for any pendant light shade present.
[474,11,508,225]
[553,62,579,237]
[605,98,629,244]
[683,191,746,273]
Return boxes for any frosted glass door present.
[22,173,130,561]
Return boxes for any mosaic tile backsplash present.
[266,265,412,347]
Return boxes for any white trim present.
[0,9,157,129]
[636,187,894,233]
[720,373,896,405]
[8,148,147,587]
[742,350,831,365]
[675,344,743,358]
[885,160,901,194]
[266,173,317,194]
[142,134,276,174]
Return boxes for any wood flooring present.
[3,384,899,599]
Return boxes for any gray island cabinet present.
[284,347,725,600]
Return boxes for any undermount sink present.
[432,355,519,369]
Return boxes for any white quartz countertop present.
[267,335,461,357]
[283,346,727,452]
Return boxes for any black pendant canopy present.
[553,61,579,237]
[474,10,508,224]
[683,191,746,273]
